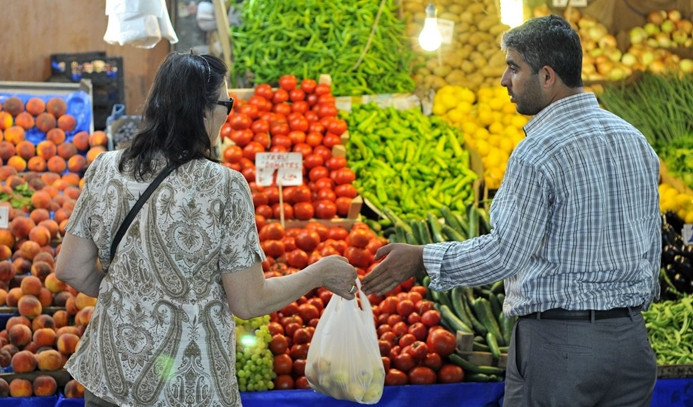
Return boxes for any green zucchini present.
[486,332,501,359]
[440,304,473,334]
[472,298,505,346]
[448,353,506,375]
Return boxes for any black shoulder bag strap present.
[109,163,180,263]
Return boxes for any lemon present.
[454,87,476,104]
[685,211,693,224]
[474,127,490,140]
[462,121,479,136]
[499,137,515,155]
[475,139,491,156]
[447,108,465,124]
[488,122,505,135]
[502,102,517,115]
[511,115,528,129]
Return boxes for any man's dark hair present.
[501,15,583,88]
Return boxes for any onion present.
[629,27,648,44]
[647,10,667,25]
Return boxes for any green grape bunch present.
[235,315,276,391]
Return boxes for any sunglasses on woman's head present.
[216,98,234,115]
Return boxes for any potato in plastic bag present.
[305,280,385,404]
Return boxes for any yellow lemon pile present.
[433,85,528,190]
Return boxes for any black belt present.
[519,305,642,321]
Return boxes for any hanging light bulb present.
[500,0,524,28]
[418,2,442,52]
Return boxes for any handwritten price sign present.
[255,152,303,187]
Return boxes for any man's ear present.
[540,66,556,87]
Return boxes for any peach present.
[0,111,13,130]
[56,332,80,355]
[0,259,15,280]
[71,131,90,152]
[33,328,57,349]
[40,171,60,185]
[6,315,31,330]
[14,112,35,130]
[52,310,69,328]
[75,292,98,310]
[0,245,10,261]
[9,216,36,240]
[67,154,87,173]
[38,220,60,240]
[59,219,69,237]
[35,112,57,133]
[29,225,52,247]
[0,141,16,162]
[13,256,32,275]
[5,287,23,307]
[7,155,26,172]
[0,288,6,305]
[36,140,57,160]
[33,250,55,265]
[15,140,35,160]
[0,349,10,369]
[75,305,94,327]
[65,295,79,315]
[38,287,53,308]
[56,140,77,159]
[47,155,67,173]
[27,156,47,172]
[1,343,19,357]
[0,227,16,249]
[56,325,81,337]
[53,208,72,224]
[23,341,39,354]
[53,290,73,307]
[3,96,24,116]
[4,125,26,145]
[20,275,43,296]
[32,314,56,331]
[64,379,85,398]
[18,239,41,260]
[62,172,81,187]
[30,190,52,211]
[89,130,109,148]
[17,294,42,319]
[8,324,33,348]
[63,185,82,201]
[33,374,58,396]
[45,128,66,146]
[57,114,77,132]
[9,378,33,397]
[46,97,67,118]
[25,97,46,116]
[29,208,50,224]
[86,145,106,164]
[44,273,66,294]
[36,348,63,371]
[31,260,53,281]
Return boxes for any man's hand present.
[361,243,425,295]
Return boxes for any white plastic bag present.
[305,280,385,404]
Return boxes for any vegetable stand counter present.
[1,379,690,406]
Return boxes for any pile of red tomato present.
[257,221,464,390]
[221,75,357,223]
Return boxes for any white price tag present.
[0,206,8,229]
[683,224,693,245]
[437,19,455,45]
[255,152,303,187]
[553,0,587,6]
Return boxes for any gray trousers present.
[85,389,120,407]
[503,312,657,406]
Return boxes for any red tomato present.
[380,331,397,346]
[315,83,331,96]
[220,122,233,140]
[417,300,436,315]
[271,135,292,149]
[300,79,317,94]
[396,299,415,318]
[279,74,298,91]
[288,131,306,145]
[256,204,273,219]
[272,89,289,104]
[308,122,325,134]
[252,191,269,208]
[308,166,329,182]
[385,368,408,386]
[314,200,337,219]
[398,333,416,348]
[292,142,313,158]
[286,249,309,268]
[305,131,323,147]
[292,327,311,345]
[255,214,267,232]
[291,100,309,114]
[437,364,464,383]
[327,118,348,135]
[298,303,320,321]
[306,221,329,240]
[242,141,265,161]
[253,132,270,149]
[295,230,321,252]
[423,352,443,371]
[408,322,428,341]
[223,145,243,164]
[379,296,398,314]
[255,83,274,99]
[273,102,292,117]
[269,121,290,137]
[292,358,306,377]
[261,239,285,258]
[289,343,309,360]
[282,236,297,252]
[317,104,338,118]
[313,145,332,161]
[378,340,392,357]
[316,187,336,202]
[287,88,304,103]
[289,116,309,132]
[294,375,311,390]
[272,203,293,220]
[331,167,356,185]
[229,113,252,130]
[259,222,285,241]
[303,153,324,169]
[273,374,294,390]
[325,156,346,171]
[393,352,416,373]
[238,104,259,119]
[269,334,289,355]
[313,177,335,191]
[248,95,270,112]
[270,145,288,153]
[293,202,314,220]
[408,366,437,385]
[327,226,348,240]
[292,185,312,203]
[334,184,357,199]
[273,354,293,375]
[230,129,253,147]
[426,328,456,357]
[267,321,284,336]
[421,310,442,327]
[306,93,319,106]
[407,341,429,361]
[407,312,421,325]
[347,228,372,248]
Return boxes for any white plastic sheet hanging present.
[104,0,179,49]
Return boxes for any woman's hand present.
[311,255,359,300]
[361,243,425,295]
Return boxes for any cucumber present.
[466,204,479,238]
[462,295,488,336]
[465,373,502,382]
[416,219,433,244]
[488,292,502,319]
[441,224,466,242]
[489,280,505,295]
[498,311,516,347]
[450,287,475,330]
[427,212,446,243]
[440,304,473,334]
[440,205,463,231]
[472,341,490,352]
[486,332,501,359]
[472,298,505,346]
[448,353,506,375]
[430,288,454,311]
